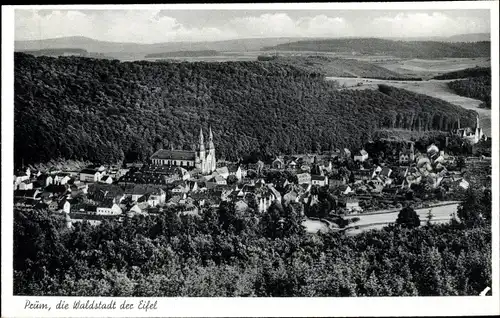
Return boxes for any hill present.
[145,50,219,58]
[433,67,491,80]
[15,36,311,60]
[257,55,418,79]
[262,38,491,58]
[14,53,476,165]
[387,33,490,42]
[448,76,491,109]
[433,67,492,109]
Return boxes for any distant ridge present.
[15,33,490,60]
[262,38,490,59]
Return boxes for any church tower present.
[207,126,216,173]
[196,127,205,172]
[409,142,415,162]
[475,115,483,143]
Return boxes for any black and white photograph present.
[1,2,499,317]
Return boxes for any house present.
[18,180,34,190]
[235,200,249,212]
[172,182,190,194]
[100,175,113,184]
[45,183,67,195]
[328,177,346,188]
[70,181,89,196]
[79,169,101,182]
[206,175,227,189]
[427,144,439,159]
[272,158,285,170]
[345,198,362,213]
[353,169,373,181]
[14,172,30,186]
[287,160,298,169]
[399,152,410,164]
[379,167,393,179]
[459,179,470,190]
[138,188,166,207]
[54,173,71,185]
[68,212,120,226]
[227,164,243,180]
[283,190,300,203]
[58,199,71,214]
[124,185,165,202]
[337,185,353,195]
[311,175,328,187]
[95,200,122,215]
[343,148,352,158]
[296,172,311,185]
[215,167,230,179]
[37,174,54,187]
[354,149,369,162]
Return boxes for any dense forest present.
[448,76,491,109]
[432,67,491,109]
[13,188,491,296]
[256,55,421,79]
[145,50,219,58]
[433,67,490,80]
[14,53,475,165]
[262,39,491,58]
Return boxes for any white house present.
[59,200,71,214]
[215,167,230,179]
[96,203,122,215]
[79,169,101,182]
[100,175,113,184]
[354,149,369,162]
[18,181,34,190]
[311,175,328,186]
[296,173,312,185]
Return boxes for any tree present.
[455,156,466,171]
[457,188,486,228]
[426,209,434,226]
[396,206,421,228]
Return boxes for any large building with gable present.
[150,127,217,175]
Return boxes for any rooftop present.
[151,149,196,161]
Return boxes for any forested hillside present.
[433,67,490,80]
[262,39,490,58]
[13,188,492,296]
[14,53,475,165]
[448,77,491,109]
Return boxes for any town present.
[13,121,491,233]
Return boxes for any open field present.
[326,76,491,137]
[376,57,490,78]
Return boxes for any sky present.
[15,9,491,43]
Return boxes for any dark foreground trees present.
[396,206,421,228]
[14,196,491,296]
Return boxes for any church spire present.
[476,115,480,130]
[198,127,205,152]
[207,125,215,150]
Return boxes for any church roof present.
[151,149,196,161]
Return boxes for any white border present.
[2,2,499,317]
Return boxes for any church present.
[453,115,486,145]
[150,127,217,175]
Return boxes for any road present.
[344,203,459,235]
